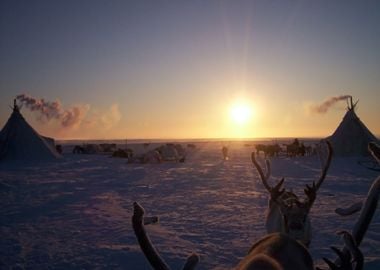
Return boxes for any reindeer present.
[265,144,281,157]
[132,201,371,270]
[255,144,267,156]
[305,145,314,156]
[255,144,281,158]
[131,141,380,270]
[251,141,333,247]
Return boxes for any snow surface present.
[1,141,379,269]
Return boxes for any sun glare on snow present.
[230,102,253,125]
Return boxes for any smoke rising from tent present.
[311,95,352,114]
[16,94,89,128]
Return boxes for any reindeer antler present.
[132,202,171,270]
[327,142,380,269]
[323,231,363,270]
[304,141,333,207]
[132,202,199,270]
[251,152,285,201]
[351,176,380,246]
[251,152,271,190]
[315,140,333,190]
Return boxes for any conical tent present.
[327,98,379,156]
[0,101,61,161]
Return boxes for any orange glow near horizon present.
[6,91,379,141]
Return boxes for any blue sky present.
[1,0,379,139]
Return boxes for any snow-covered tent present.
[327,98,379,156]
[157,144,179,161]
[0,100,61,162]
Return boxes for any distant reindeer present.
[255,144,281,158]
[251,141,333,247]
[255,144,267,156]
[305,145,314,156]
[265,144,281,157]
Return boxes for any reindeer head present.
[276,192,312,241]
[251,141,333,246]
[267,184,316,246]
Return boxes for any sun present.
[230,102,253,125]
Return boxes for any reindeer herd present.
[255,139,314,158]
[132,141,380,270]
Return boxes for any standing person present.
[222,146,229,160]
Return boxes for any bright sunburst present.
[230,102,253,125]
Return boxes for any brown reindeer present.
[132,201,370,270]
[251,140,333,247]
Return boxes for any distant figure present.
[55,145,63,154]
[222,146,229,160]
[293,138,300,147]
[286,138,301,157]
[73,145,85,154]
[299,143,306,156]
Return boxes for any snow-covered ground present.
[1,141,379,269]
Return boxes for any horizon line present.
[57,136,329,142]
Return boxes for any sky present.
[0,0,379,140]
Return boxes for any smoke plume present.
[16,94,89,128]
[311,95,352,114]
